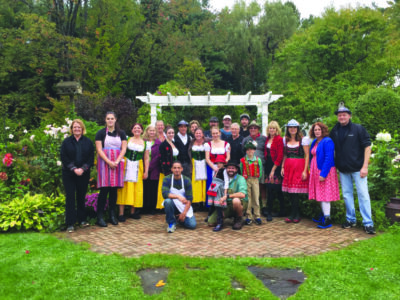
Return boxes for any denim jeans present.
[339,172,373,226]
[164,198,197,229]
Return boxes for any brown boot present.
[232,216,243,230]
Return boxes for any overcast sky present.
[208,0,390,19]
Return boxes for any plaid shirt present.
[162,174,193,201]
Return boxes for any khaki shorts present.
[207,199,248,225]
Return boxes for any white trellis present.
[136,91,283,134]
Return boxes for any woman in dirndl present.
[281,119,310,223]
[308,122,340,229]
[95,112,127,227]
[205,126,230,207]
[156,125,179,209]
[189,127,207,207]
[264,121,285,221]
[117,123,149,221]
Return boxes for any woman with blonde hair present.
[61,119,94,232]
[264,121,285,221]
[143,124,161,214]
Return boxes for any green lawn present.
[1,228,399,299]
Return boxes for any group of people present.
[60,106,375,235]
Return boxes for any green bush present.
[0,193,65,232]
[354,88,400,137]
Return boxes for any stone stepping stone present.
[231,279,245,291]
[248,266,305,299]
[137,268,169,295]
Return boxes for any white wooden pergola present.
[136,91,283,134]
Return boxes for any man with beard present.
[207,160,248,230]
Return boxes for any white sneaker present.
[167,223,176,233]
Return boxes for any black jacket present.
[174,134,191,164]
[60,135,94,172]
[329,121,371,173]
[159,140,174,175]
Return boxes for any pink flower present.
[25,250,30,254]
[0,172,8,181]
[2,153,13,167]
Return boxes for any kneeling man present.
[162,161,197,233]
[208,160,248,230]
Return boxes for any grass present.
[1,228,400,299]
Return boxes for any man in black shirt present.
[239,113,250,137]
[174,120,192,177]
[330,105,375,234]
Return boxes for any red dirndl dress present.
[282,140,309,194]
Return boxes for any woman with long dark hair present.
[281,119,309,223]
[95,112,127,227]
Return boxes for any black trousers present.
[143,179,159,213]
[62,169,90,226]
[97,186,118,217]
[266,183,284,213]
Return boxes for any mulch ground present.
[65,212,372,258]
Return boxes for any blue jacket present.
[309,137,335,178]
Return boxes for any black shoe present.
[317,216,332,229]
[364,226,376,234]
[255,218,262,225]
[261,207,268,217]
[97,218,107,227]
[118,215,126,222]
[150,209,156,215]
[266,213,273,222]
[213,224,223,232]
[130,212,141,219]
[342,220,356,229]
[109,214,118,225]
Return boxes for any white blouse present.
[192,144,205,151]
[204,142,230,154]
[283,136,310,148]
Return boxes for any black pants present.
[62,169,90,226]
[266,183,284,214]
[143,179,159,213]
[97,187,118,217]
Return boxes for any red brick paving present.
[66,212,371,258]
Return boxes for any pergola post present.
[150,104,158,125]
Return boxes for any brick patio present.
[66,212,371,258]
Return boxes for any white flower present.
[23,129,28,134]
[64,134,68,139]
[57,161,62,166]
[61,126,68,133]
[8,134,13,139]
[30,135,35,141]
[5,127,9,130]
[46,125,52,128]
[252,140,258,147]
[376,132,391,142]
